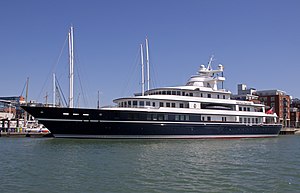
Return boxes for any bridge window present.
[159,102,164,107]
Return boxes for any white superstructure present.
[111,57,277,125]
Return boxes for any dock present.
[279,128,298,135]
[0,131,53,138]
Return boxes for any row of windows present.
[239,106,251,111]
[124,113,194,121]
[147,90,227,99]
[118,101,190,108]
[239,117,262,124]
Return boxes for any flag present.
[266,107,274,114]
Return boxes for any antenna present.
[145,37,150,91]
[207,55,214,70]
[140,44,145,96]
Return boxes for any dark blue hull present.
[21,106,282,139]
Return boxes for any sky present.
[0,0,299,107]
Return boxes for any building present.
[231,84,259,102]
[0,96,26,119]
[290,108,299,128]
[290,98,300,128]
[256,90,291,127]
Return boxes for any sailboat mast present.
[68,26,74,108]
[24,77,29,128]
[97,90,100,109]
[145,37,150,91]
[140,44,145,96]
[53,73,56,107]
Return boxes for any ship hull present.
[22,106,282,139]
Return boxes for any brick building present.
[290,98,300,128]
[256,90,290,127]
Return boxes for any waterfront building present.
[290,98,300,128]
[256,90,291,127]
[290,108,299,128]
[231,84,259,102]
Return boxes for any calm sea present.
[0,135,299,193]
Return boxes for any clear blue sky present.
[1,0,299,107]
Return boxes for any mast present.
[68,26,74,108]
[145,37,150,91]
[53,73,56,106]
[24,77,29,128]
[140,44,145,96]
[97,90,100,109]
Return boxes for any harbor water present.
[0,136,299,193]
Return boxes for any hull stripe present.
[53,134,279,139]
[37,118,280,126]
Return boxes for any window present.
[164,114,168,120]
[162,91,166,95]
[271,97,275,102]
[182,92,185,96]
[217,95,220,99]
[189,93,193,96]
[171,103,176,108]
[167,91,171,95]
[207,116,211,121]
[133,101,137,106]
[176,91,181,95]
[243,107,246,111]
[239,118,242,123]
[139,101,144,107]
[239,107,242,111]
[208,94,211,98]
[180,115,185,121]
[147,114,151,120]
[152,114,157,120]
[159,102,164,107]
[63,113,69,116]
[180,103,184,108]
[172,91,176,95]
[247,107,250,111]
[158,114,164,120]
[146,101,150,106]
[200,93,203,97]
[186,115,189,121]
[223,95,226,99]
[128,101,131,107]
[166,102,170,107]
[152,102,156,107]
